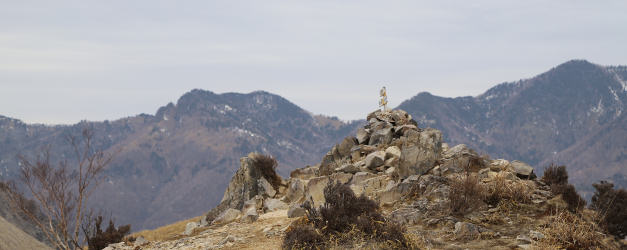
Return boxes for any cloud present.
[1,0,626,123]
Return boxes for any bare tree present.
[5,128,114,250]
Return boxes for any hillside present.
[0,90,361,231]
[398,60,627,194]
[0,215,51,250]
[105,109,625,249]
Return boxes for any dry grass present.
[449,174,485,215]
[130,215,203,241]
[536,211,606,249]
[484,175,533,206]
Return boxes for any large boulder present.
[356,128,371,145]
[369,127,394,146]
[305,176,330,207]
[212,208,241,225]
[258,177,276,198]
[365,151,386,170]
[338,137,358,158]
[398,129,443,179]
[510,161,536,179]
[283,179,305,203]
[264,198,288,212]
[290,165,319,180]
[205,153,282,222]
[440,144,486,173]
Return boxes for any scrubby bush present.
[542,164,568,186]
[484,174,533,206]
[251,154,282,190]
[541,164,586,212]
[551,184,586,212]
[537,211,605,249]
[449,174,485,215]
[283,181,414,249]
[83,216,131,250]
[590,181,627,238]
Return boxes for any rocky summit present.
[106,109,624,249]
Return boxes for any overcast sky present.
[1,1,626,124]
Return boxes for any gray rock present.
[385,166,396,175]
[212,208,241,225]
[305,176,330,207]
[134,236,147,247]
[369,127,393,146]
[394,124,418,136]
[184,222,199,236]
[264,198,288,212]
[350,172,377,185]
[287,205,306,218]
[289,165,319,180]
[330,172,353,184]
[240,207,259,223]
[398,129,442,179]
[338,137,358,157]
[258,177,276,198]
[454,222,480,239]
[335,163,360,174]
[529,230,544,240]
[511,161,536,179]
[205,153,283,222]
[365,151,386,170]
[356,128,370,144]
[283,179,305,203]
[385,146,401,160]
[199,216,208,227]
[517,234,532,244]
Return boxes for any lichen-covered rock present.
[369,127,393,146]
[365,151,386,170]
[355,128,370,144]
[287,205,305,218]
[263,198,288,212]
[305,176,330,207]
[283,179,305,203]
[398,129,442,179]
[205,153,282,222]
[338,137,358,157]
[212,208,241,225]
[289,165,319,180]
[510,160,536,179]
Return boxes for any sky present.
[1,1,626,124]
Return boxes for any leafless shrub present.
[484,175,533,206]
[251,154,283,190]
[82,215,130,250]
[590,181,627,238]
[536,211,605,249]
[542,164,568,186]
[541,164,586,213]
[449,174,485,215]
[4,128,116,250]
[283,181,415,249]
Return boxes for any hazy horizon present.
[2,1,626,124]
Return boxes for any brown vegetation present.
[541,164,586,212]
[4,128,117,250]
[83,216,131,250]
[590,181,627,238]
[484,174,533,206]
[536,211,605,249]
[283,181,414,249]
[449,174,485,215]
[251,154,283,191]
